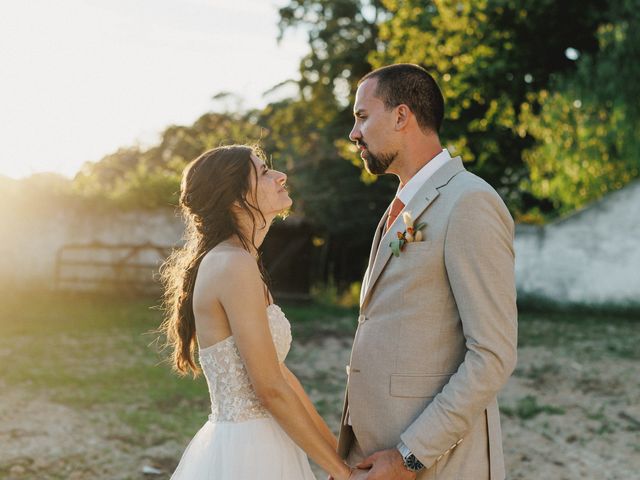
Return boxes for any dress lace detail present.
[198,304,292,423]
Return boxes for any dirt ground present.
[1,334,639,480]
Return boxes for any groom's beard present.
[363,148,398,175]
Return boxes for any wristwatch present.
[396,441,425,472]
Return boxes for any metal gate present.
[54,241,173,294]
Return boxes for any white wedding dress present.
[170,304,317,479]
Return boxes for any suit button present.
[357,315,367,324]
[345,365,350,375]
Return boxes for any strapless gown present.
[170,304,317,479]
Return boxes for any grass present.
[516,310,640,360]
[1,291,207,440]
[0,290,357,442]
[285,301,358,340]
[3,293,637,415]
[501,395,566,420]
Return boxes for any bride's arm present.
[280,363,338,450]
[218,251,351,480]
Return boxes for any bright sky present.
[0,0,308,179]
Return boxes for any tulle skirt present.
[171,416,317,479]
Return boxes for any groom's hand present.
[327,467,369,480]
[328,466,370,480]
[356,448,416,480]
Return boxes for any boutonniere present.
[389,211,427,257]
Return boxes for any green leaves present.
[517,0,640,215]
[71,111,266,209]
[390,237,406,257]
[370,0,626,220]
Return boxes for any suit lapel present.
[361,205,390,299]
[360,157,465,309]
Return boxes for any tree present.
[278,0,386,108]
[73,110,265,209]
[371,0,608,218]
[273,0,397,280]
[519,0,640,216]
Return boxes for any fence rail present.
[54,241,174,293]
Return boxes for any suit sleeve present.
[400,188,518,469]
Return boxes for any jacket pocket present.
[395,241,432,259]
[389,373,453,398]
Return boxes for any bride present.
[159,145,359,479]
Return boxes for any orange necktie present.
[385,197,405,233]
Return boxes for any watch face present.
[406,454,424,471]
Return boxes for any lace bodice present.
[198,304,292,423]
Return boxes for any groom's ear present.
[395,104,411,131]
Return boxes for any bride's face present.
[248,153,292,216]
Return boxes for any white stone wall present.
[515,181,640,308]
[2,181,639,307]
[0,205,184,289]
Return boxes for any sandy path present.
[1,338,638,479]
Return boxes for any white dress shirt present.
[396,148,452,206]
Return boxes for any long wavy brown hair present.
[159,144,271,376]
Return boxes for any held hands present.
[356,448,417,480]
[329,448,416,480]
[328,465,370,480]
[349,467,370,479]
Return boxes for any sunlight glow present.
[0,0,307,179]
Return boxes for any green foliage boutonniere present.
[389,211,427,257]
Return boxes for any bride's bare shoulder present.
[199,245,259,283]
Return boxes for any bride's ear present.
[229,200,242,213]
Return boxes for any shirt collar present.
[396,149,451,205]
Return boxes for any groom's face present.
[349,78,398,175]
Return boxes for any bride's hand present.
[332,466,356,480]
[336,467,352,480]
[337,466,371,480]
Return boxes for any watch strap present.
[396,441,425,472]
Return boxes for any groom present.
[336,64,518,480]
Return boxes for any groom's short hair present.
[359,64,445,134]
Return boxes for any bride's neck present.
[224,218,272,255]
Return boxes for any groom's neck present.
[393,136,442,186]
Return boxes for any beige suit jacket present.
[337,157,518,480]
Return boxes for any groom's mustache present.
[356,141,368,150]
